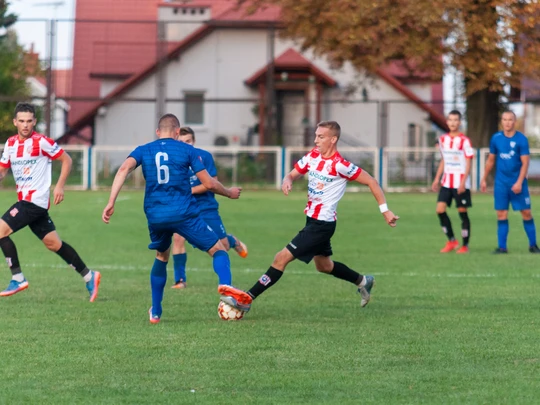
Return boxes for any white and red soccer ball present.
[217,301,244,321]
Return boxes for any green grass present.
[0,190,539,404]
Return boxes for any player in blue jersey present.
[102,114,242,323]
[481,110,540,254]
[170,127,248,289]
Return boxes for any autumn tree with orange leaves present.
[240,0,540,146]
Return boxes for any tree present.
[239,0,540,146]
[0,1,32,142]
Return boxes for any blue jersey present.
[490,131,530,186]
[189,148,219,212]
[129,138,205,224]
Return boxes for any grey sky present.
[9,0,75,68]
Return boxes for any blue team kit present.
[128,138,219,252]
[490,131,531,211]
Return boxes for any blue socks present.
[150,258,167,316]
[213,250,231,285]
[227,235,237,249]
[497,219,509,250]
[523,219,537,247]
[172,253,187,283]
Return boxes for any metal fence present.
[2,146,539,193]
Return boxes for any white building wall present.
[93,28,441,148]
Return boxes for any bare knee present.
[522,210,533,221]
[220,237,230,251]
[156,249,170,262]
[208,240,226,257]
[172,234,186,254]
[436,203,447,215]
[42,232,62,252]
[496,211,508,221]
[315,258,334,273]
[271,249,294,270]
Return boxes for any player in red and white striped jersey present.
[431,110,474,254]
[0,103,100,300]
[219,121,399,313]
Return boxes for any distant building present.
[61,0,447,147]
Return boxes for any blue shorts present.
[200,210,227,240]
[148,216,219,252]
[494,182,532,211]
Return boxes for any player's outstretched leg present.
[227,234,248,258]
[218,285,253,312]
[53,241,101,301]
[149,258,167,323]
[323,260,375,307]
[0,237,28,297]
[213,250,232,285]
[358,275,375,307]
[172,252,187,288]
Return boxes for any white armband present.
[379,203,389,213]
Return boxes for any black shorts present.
[286,216,336,264]
[1,201,56,240]
[437,187,472,208]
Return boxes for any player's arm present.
[282,168,303,195]
[431,159,444,192]
[354,170,399,227]
[458,157,472,194]
[51,152,72,205]
[512,154,530,194]
[195,169,241,199]
[191,176,217,195]
[102,157,138,223]
[481,154,496,192]
[0,167,9,183]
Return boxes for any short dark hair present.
[180,126,195,140]
[448,110,462,120]
[317,120,341,139]
[14,102,36,118]
[158,113,180,129]
[501,110,516,119]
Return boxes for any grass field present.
[0,189,539,404]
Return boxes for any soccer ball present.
[217,301,244,321]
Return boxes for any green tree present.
[239,0,540,146]
[0,1,32,141]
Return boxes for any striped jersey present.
[128,138,205,225]
[438,133,474,189]
[294,148,362,222]
[0,131,64,209]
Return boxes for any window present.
[184,92,204,125]
[407,123,423,162]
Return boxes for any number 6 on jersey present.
[155,152,169,184]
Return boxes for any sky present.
[8,0,76,69]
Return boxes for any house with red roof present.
[63,0,447,147]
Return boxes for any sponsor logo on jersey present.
[308,186,324,195]
[11,159,37,166]
[309,171,333,182]
[23,167,31,175]
[316,182,325,190]
[499,151,515,159]
[15,176,33,182]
